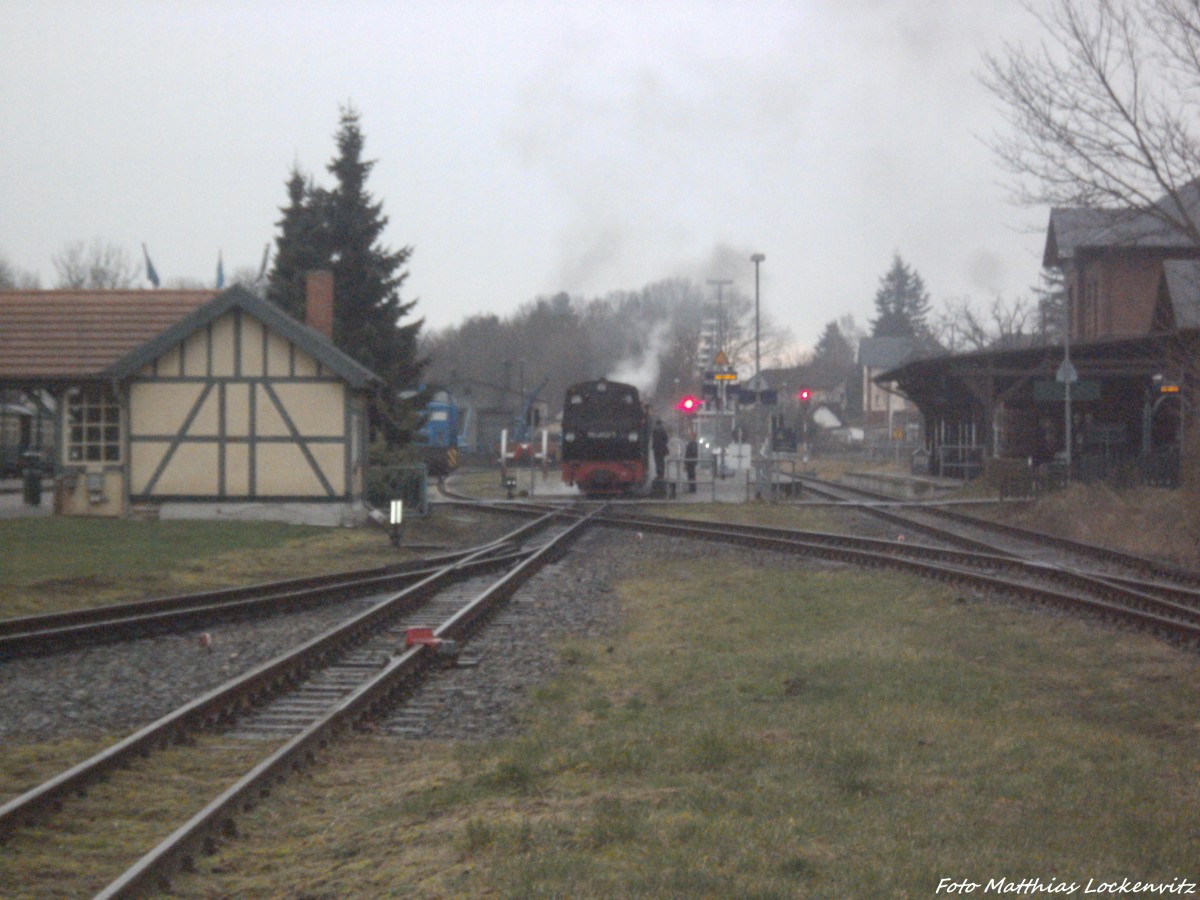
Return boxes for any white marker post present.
[390,500,403,547]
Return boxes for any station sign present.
[705,350,738,383]
[1034,379,1100,402]
[703,368,738,382]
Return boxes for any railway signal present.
[797,387,812,403]
[676,395,701,415]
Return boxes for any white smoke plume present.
[606,320,672,400]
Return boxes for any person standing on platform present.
[684,432,699,493]
[652,418,670,485]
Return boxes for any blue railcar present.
[416,389,460,477]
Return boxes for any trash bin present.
[21,452,43,506]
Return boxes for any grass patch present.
[155,553,1200,898]
[448,465,561,500]
[643,498,849,533]
[979,481,1199,568]
[0,736,267,898]
[0,510,498,619]
[0,518,326,584]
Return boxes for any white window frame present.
[65,386,121,464]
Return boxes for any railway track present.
[7,479,1198,894]
[795,474,1200,585]
[0,544,519,660]
[0,507,598,898]
[599,509,1200,643]
[436,487,1200,646]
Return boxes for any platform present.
[839,470,965,500]
[0,479,51,518]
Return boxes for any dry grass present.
[0,737,268,899]
[0,510,500,619]
[5,481,1199,896]
[802,457,1199,569]
[156,555,1200,898]
[980,482,1199,568]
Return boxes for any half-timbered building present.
[0,273,381,522]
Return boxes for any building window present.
[66,386,121,463]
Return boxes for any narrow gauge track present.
[1,507,599,898]
[0,544,514,660]
[437,494,1200,646]
[796,474,1200,587]
[601,509,1200,643]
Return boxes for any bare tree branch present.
[52,239,137,289]
[981,0,1200,240]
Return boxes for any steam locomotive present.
[561,378,650,496]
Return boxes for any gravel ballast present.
[0,525,832,747]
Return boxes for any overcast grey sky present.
[1,0,1048,353]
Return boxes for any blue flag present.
[142,243,160,288]
[216,251,225,289]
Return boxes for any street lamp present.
[751,253,765,377]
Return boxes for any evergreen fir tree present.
[870,255,932,340]
[266,105,425,442]
[1032,268,1067,344]
[266,167,328,322]
[812,320,854,366]
[323,106,422,393]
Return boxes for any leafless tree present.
[985,0,1200,517]
[0,253,40,289]
[703,287,794,374]
[982,0,1200,238]
[932,296,1037,353]
[52,239,138,289]
[231,265,267,297]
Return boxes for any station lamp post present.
[751,253,765,377]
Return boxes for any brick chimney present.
[305,270,334,339]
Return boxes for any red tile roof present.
[0,290,217,380]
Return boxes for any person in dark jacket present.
[652,419,670,483]
[684,432,699,493]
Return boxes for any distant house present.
[0,273,381,523]
[858,336,918,437]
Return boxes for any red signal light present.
[797,388,812,402]
[676,395,700,414]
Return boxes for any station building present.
[0,272,382,523]
[881,184,1200,484]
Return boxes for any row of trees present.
[420,278,794,418]
[866,254,1067,355]
[1,240,141,290]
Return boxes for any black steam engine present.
[560,378,650,496]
